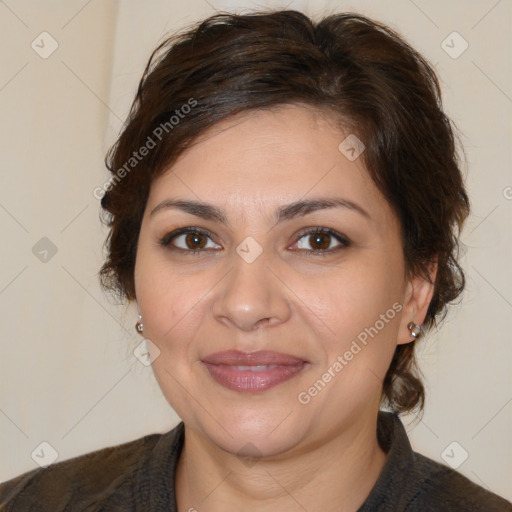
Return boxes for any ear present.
[397,260,437,345]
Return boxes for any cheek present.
[136,266,206,397]
[137,265,206,341]
[308,256,403,333]
[305,259,403,382]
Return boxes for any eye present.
[159,227,221,254]
[293,228,350,255]
[159,226,350,256]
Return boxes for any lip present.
[201,350,309,392]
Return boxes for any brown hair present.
[99,10,469,414]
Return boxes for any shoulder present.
[0,425,181,512]
[408,451,512,511]
[365,412,512,512]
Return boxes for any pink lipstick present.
[201,350,308,392]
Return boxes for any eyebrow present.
[149,197,371,224]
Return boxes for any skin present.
[134,105,436,511]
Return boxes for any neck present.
[175,410,387,511]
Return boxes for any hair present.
[99,9,470,414]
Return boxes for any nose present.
[212,249,292,332]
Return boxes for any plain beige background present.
[1,0,511,502]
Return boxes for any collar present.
[135,411,413,511]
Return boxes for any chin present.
[197,408,306,458]
[216,428,301,460]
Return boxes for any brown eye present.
[160,228,221,253]
[295,228,350,255]
[308,232,331,250]
[184,232,208,249]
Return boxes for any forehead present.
[147,105,392,225]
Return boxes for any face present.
[134,105,419,459]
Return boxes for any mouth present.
[201,350,309,392]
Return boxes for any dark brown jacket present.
[1,412,510,511]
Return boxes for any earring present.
[135,314,144,335]
[407,322,422,339]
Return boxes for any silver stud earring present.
[135,313,144,335]
[407,322,422,339]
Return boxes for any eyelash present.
[158,227,351,257]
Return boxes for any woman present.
[1,9,510,511]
